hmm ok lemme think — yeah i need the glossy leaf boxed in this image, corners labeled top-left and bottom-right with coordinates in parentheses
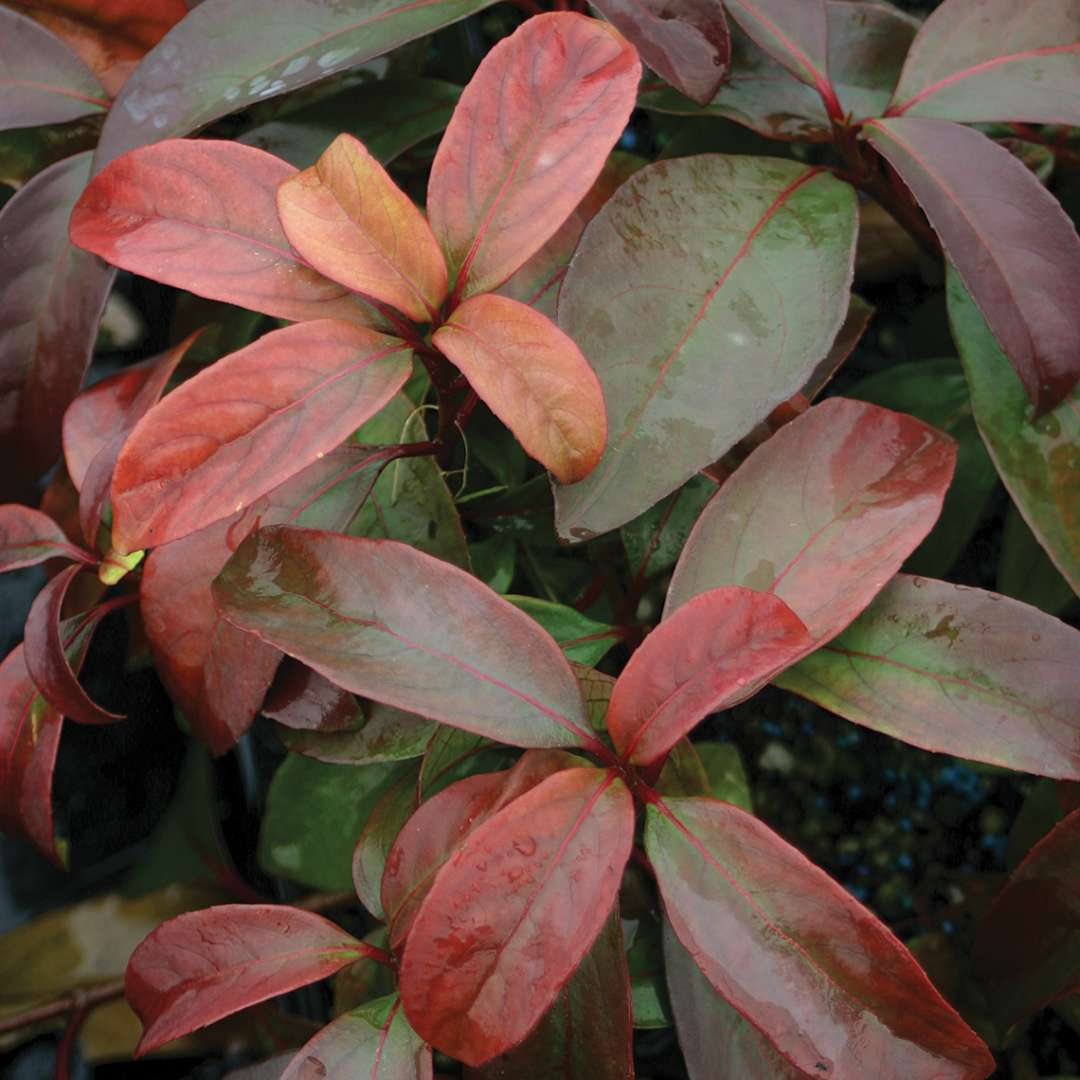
top-left (281, 703), bottom-right (436, 766)
top-left (849, 358), bottom-right (998, 578)
top-left (0, 504), bottom-right (92, 572)
top-left (975, 808), bottom-right (1080, 1028)
top-left (281, 994), bottom-right (432, 1080)
top-left (888, 0), bottom-right (1080, 125)
top-left (76, 330), bottom-right (201, 545)
top-left (11, 0), bottom-right (188, 96)
top-left (242, 78), bottom-right (461, 170)
top-left (0, 152), bottom-right (114, 503)
top-left (554, 156), bottom-right (856, 540)
top-left (948, 271), bottom-right (1080, 596)
top-left (590, 0), bottom-right (729, 105)
top-left (434, 295), bottom-right (607, 483)
top-left (0, 6), bottom-right (107, 128)
top-left (665, 398), bottom-right (956, 644)
top-left (646, 795), bottom-right (995, 1078)
top-left (505, 596), bottom-right (620, 666)
top-left (25, 565), bottom-right (123, 726)
top-left (609, 587), bottom-right (811, 765)
top-left (383, 750), bottom-right (580, 948)
top-left (776, 574), bottom-right (1080, 779)
top-left (353, 764), bottom-right (423, 919)
top-left (109, 320), bottom-right (410, 554)
top-left (70, 140), bottom-right (376, 327)
top-left (722, 0), bottom-right (831, 96)
top-left (0, 611), bottom-right (99, 863)
top-left (215, 527), bottom-right (597, 749)
top-left (663, 918), bottom-right (804, 1079)
top-left (864, 117), bottom-right (1080, 414)
top-left (399, 767), bottom-right (634, 1065)
top-left (140, 447), bottom-right (392, 754)
top-left (125, 904), bottom-right (371, 1054)
top-left (263, 663), bottom-right (360, 733)
top-left (278, 133), bottom-right (448, 323)
top-left (95, 0), bottom-right (498, 164)
top-left (427, 12), bottom-right (640, 299)
top-left (465, 910), bottom-right (633, 1079)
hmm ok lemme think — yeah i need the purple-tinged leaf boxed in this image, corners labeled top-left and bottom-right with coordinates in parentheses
top-left (0, 152), bottom-right (114, 504)
top-left (125, 904), bottom-right (374, 1055)
top-left (109, 320), bottom-right (410, 554)
top-left (0, 504), bottom-right (95, 572)
top-left (383, 750), bottom-right (581, 948)
top-left (776, 574), bottom-right (1080, 779)
top-left (666, 398), bottom-right (955, 643)
top-left (465, 910), bottom-right (633, 1080)
top-left (75, 330), bottom-right (201, 545)
top-left (0, 6), bottom-right (107, 129)
top-left (214, 528), bottom-right (598, 750)
top-left (590, 0), bottom-right (729, 105)
top-left (427, 13), bottom-right (641, 300)
top-left (263, 662), bottom-right (360, 733)
top-left (864, 116), bottom-right (1080, 414)
top-left (609, 587), bottom-right (811, 766)
top-left (70, 141), bottom-right (378, 326)
top-left (888, 0), bottom-right (1080, 125)
top-left (25, 565), bottom-right (123, 726)
top-left (975, 808), bottom-right (1080, 1029)
top-left (663, 917), bottom-right (806, 1079)
top-left (646, 795), bottom-right (995, 1078)
top-left (947, 270), bottom-right (1080, 596)
top-left (280, 994), bottom-right (432, 1080)
top-left (554, 156), bottom-right (856, 540)
top-left (95, 0), bottom-right (499, 166)
top-left (399, 768), bottom-right (634, 1065)
top-left (0, 610), bottom-right (100, 864)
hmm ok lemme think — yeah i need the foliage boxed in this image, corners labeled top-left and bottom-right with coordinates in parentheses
top-left (1, 0), bottom-right (1079, 1076)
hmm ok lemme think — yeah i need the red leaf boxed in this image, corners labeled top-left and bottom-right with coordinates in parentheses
top-left (125, 904), bottom-right (372, 1054)
top-left (0, 152), bottom-right (114, 503)
top-left (887, 0), bottom-right (1080, 126)
top-left (75, 330), bottom-right (201, 545)
top-left (11, 0), bottom-right (189, 97)
top-left (0, 610), bottom-right (100, 864)
top-left (464, 909), bottom-right (633, 1080)
top-left (433, 295), bottom-right (606, 483)
top-left (24, 564), bottom-right (123, 726)
top-left (141, 447), bottom-right (389, 754)
top-left (776, 575), bottom-right (1080, 779)
top-left (608, 587), bottom-right (811, 766)
top-left (263, 661), bottom-right (358, 733)
top-left (722, 0), bottom-right (834, 103)
top-left (646, 795), bottom-right (995, 1079)
top-left (0, 504), bottom-right (95, 572)
top-left (383, 749), bottom-right (581, 948)
top-left (399, 767), bottom-right (634, 1065)
top-left (69, 140), bottom-right (379, 326)
top-left (589, 0), bottom-right (729, 105)
top-left (109, 319), bottom-right (410, 554)
top-left (666, 398), bottom-right (956, 644)
top-left (214, 528), bottom-right (598, 750)
top-left (0, 6), bottom-right (108, 127)
top-left (279, 994), bottom-right (433, 1080)
top-left (278, 133), bottom-right (448, 323)
top-left (975, 807), bottom-right (1080, 1029)
top-left (864, 117), bottom-right (1080, 414)
top-left (427, 13), bottom-right (640, 300)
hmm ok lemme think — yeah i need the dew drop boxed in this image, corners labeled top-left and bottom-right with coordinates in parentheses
top-left (513, 836), bottom-right (538, 857)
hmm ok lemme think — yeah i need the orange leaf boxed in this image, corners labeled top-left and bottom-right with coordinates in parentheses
top-left (277, 133), bottom-right (448, 323)
top-left (433, 294), bottom-right (606, 483)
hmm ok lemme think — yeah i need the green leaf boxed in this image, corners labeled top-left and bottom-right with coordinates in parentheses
top-left (627, 915), bottom-right (673, 1029)
top-left (621, 475), bottom-right (715, 583)
top-left (554, 155), bottom-right (856, 540)
top-left (259, 754), bottom-right (410, 891)
top-left (998, 503), bottom-right (1077, 616)
top-left (241, 78), bottom-right (460, 168)
top-left (471, 534), bottom-right (516, 593)
top-left (280, 702), bottom-right (437, 765)
top-left (505, 596), bottom-right (620, 666)
top-left (948, 269), bottom-right (1080, 596)
top-left (848, 358), bottom-right (999, 577)
top-left (695, 742), bottom-right (752, 810)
